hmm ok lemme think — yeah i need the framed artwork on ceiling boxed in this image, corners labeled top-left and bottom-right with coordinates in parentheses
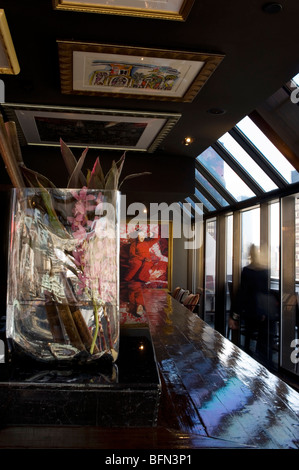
top-left (1, 103), bottom-right (181, 152)
top-left (57, 41), bottom-right (225, 103)
top-left (53, 0), bottom-right (195, 21)
top-left (119, 221), bottom-right (172, 325)
top-left (0, 10), bottom-right (20, 74)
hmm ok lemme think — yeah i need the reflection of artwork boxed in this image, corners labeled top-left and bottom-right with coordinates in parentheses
top-left (88, 61), bottom-right (180, 92)
top-left (35, 116), bottom-right (147, 146)
top-left (120, 223), bottom-right (170, 325)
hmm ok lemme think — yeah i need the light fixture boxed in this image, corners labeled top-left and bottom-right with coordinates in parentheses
top-left (262, 3), bottom-right (283, 13)
top-left (183, 136), bottom-right (194, 146)
top-left (207, 108), bottom-right (226, 115)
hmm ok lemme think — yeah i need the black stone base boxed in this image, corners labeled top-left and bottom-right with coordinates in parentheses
top-left (0, 328), bottom-right (161, 427)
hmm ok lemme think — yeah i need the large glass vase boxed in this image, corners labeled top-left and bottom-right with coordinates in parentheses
top-left (6, 188), bottom-right (120, 363)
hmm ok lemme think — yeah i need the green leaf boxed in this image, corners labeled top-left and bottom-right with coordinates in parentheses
top-left (60, 139), bottom-right (86, 187)
top-left (104, 159), bottom-right (119, 190)
top-left (61, 261), bottom-right (79, 278)
top-left (116, 152), bottom-right (126, 175)
top-left (37, 183), bottom-right (71, 239)
top-left (119, 172), bottom-right (152, 189)
top-left (20, 166), bottom-right (56, 188)
top-left (67, 146), bottom-right (88, 188)
top-left (87, 157), bottom-right (105, 189)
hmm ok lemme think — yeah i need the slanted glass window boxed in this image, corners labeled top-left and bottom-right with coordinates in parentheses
top-left (218, 133), bottom-right (278, 192)
top-left (192, 191), bottom-right (215, 212)
top-left (184, 197), bottom-right (204, 216)
top-left (236, 116), bottom-right (299, 184)
top-left (198, 147), bottom-right (255, 201)
top-left (195, 169), bottom-right (230, 207)
top-left (179, 201), bottom-right (193, 218)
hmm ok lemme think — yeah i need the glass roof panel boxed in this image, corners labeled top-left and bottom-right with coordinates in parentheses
top-left (218, 133), bottom-right (278, 192)
top-left (197, 147), bottom-right (255, 201)
top-left (291, 73), bottom-right (299, 86)
top-left (180, 201), bottom-right (193, 218)
top-left (190, 191), bottom-right (215, 212)
top-left (182, 199), bottom-right (204, 217)
top-left (195, 169), bottom-right (230, 206)
top-left (236, 116), bottom-right (299, 184)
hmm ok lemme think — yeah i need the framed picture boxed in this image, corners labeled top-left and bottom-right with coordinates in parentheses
top-left (53, 0), bottom-right (194, 21)
top-left (1, 103), bottom-right (181, 152)
top-left (119, 221), bottom-right (172, 325)
top-left (57, 41), bottom-right (225, 103)
top-left (0, 10), bottom-right (20, 74)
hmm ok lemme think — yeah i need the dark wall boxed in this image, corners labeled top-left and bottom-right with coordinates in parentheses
top-left (5, 145), bottom-right (195, 204)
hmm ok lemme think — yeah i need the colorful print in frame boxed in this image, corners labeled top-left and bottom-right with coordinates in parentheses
top-left (57, 41), bottom-right (225, 103)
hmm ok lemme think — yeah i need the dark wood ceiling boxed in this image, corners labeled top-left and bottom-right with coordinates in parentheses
top-left (0, 0), bottom-right (299, 203)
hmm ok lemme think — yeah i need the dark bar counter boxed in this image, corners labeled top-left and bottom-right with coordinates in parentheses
top-left (0, 288), bottom-right (299, 450)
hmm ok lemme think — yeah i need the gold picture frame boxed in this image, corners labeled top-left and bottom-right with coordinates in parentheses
top-left (53, 0), bottom-right (194, 21)
top-left (2, 103), bottom-right (181, 153)
top-left (57, 40), bottom-right (224, 103)
top-left (0, 10), bottom-right (20, 75)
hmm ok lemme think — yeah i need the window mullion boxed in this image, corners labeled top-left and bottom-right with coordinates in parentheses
top-left (229, 127), bottom-right (288, 189)
top-left (213, 142), bottom-right (265, 197)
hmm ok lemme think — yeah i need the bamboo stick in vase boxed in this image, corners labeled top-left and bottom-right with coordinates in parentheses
top-left (55, 302), bottom-right (86, 352)
top-left (5, 120), bottom-right (24, 166)
top-left (44, 291), bottom-right (65, 344)
top-left (60, 272), bottom-right (100, 354)
top-left (0, 115), bottom-right (25, 188)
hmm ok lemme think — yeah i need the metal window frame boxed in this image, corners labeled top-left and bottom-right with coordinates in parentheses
top-left (229, 127), bottom-right (289, 189)
top-left (213, 141), bottom-right (265, 197)
top-left (195, 179), bottom-right (222, 211)
top-left (195, 159), bottom-right (237, 206)
top-left (195, 169), bottom-right (231, 209)
top-left (188, 194), bottom-right (209, 215)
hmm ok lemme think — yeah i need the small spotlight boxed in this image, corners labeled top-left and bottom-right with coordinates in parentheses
top-left (139, 342), bottom-right (145, 351)
top-left (183, 136), bottom-right (194, 146)
top-left (262, 2), bottom-right (283, 13)
top-left (207, 108), bottom-right (226, 115)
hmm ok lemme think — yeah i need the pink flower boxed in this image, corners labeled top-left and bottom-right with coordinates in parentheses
top-left (73, 224), bottom-right (87, 240)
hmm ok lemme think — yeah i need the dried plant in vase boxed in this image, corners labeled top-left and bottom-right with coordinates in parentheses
top-left (0, 118), bottom-right (150, 363)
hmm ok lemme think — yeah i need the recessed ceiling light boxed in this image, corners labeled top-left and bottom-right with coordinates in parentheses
top-left (262, 2), bottom-right (283, 13)
top-left (207, 108), bottom-right (226, 115)
top-left (183, 136), bottom-right (194, 146)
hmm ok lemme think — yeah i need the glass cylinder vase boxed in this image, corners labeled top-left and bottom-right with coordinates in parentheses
top-left (6, 187), bottom-right (120, 363)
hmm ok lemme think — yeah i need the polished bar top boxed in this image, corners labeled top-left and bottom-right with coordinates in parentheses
top-left (0, 288), bottom-right (298, 450)
top-left (144, 289), bottom-right (299, 449)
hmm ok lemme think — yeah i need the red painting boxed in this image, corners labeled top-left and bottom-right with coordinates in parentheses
top-left (119, 223), bottom-right (170, 325)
